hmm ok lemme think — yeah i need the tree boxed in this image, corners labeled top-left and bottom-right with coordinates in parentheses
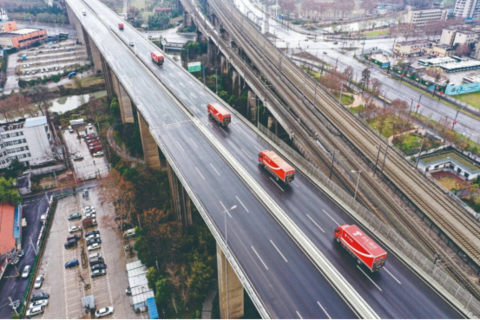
top-left (26, 85), bottom-right (51, 116)
top-left (455, 43), bottom-right (471, 56)
top-left (370, 78), bottom-right (383, 97)
top-left (155, 276), bottom-right (171, 307)
top-left (74, 77), bottom-right (83, 94)
top-left (361, 0), bottom-right (376, 14)
top-left (98, 170), bottom-right (136, 224)
top-left (343, 66), bottom-right (354, 89)
top-left (147, 266), bottom-right (159, 290)
top-left (279, 0), bottom-right (296, 15)
top-left (361, 68), bottom-right (371, 93)
top-left (110, 98), bottom-right (120, 116)
top-left (0, 176), bottom-right (22, 205)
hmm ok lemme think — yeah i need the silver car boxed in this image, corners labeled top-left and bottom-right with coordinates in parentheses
top-left (34, 274), bottom-right (44, 289)
top-left (22, 265), bottom-right (31, 279)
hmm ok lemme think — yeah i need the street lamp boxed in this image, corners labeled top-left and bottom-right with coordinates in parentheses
top-left (351, 170), bottom-right (362, 200)
top-left (222, 204), bottom-right (237, 319)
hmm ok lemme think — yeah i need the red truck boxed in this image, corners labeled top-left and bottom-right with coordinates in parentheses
top-left (208, 103), bottom-right (231, 127)
top-left (334, 224), bottom-right (387, 272)
top-left (151, 51), bottom-right (164, 66)
top-left (82, 218), bottom-right (98, 229)
top-left (258, 150), bottom-right (295, 184)
top-left (118, 23), bottom-right (124, 30)
top-left (87, 139), bottom-right (100, 146)
top-left (89, 145), bottom-right (103, 153)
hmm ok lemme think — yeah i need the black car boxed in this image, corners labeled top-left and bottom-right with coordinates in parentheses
top-left (91, 268), bottom-right (106, 278)
top-left (64, 240), bottom-right (77, 249)
top-left (68, 213), bottom-right (81, 220)
top-left (118, 222), bottom-right (133, 232)
top-left (31, 292), bottom-right (50, 302)
top-left (85, 230), bottom-right (100, 237)
top-left (91, 263), bottom-right (107, 271)
top-left (89, 257), bottom-right (105, 266)
top-left (86, 238), bottom-right (102, 246)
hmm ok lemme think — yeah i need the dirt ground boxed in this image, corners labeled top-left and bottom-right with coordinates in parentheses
top-left (431, 171), bottom-right (469, 190)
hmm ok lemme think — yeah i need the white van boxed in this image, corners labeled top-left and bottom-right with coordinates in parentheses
top-left (123, 228), bottom-right (136, 239)
top-left (68, 126), bottom-right (73, 133)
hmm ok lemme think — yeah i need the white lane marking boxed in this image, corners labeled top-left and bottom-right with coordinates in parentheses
top-left (210, 163), bottom-right (220, 176)
top-left (195, 167), bottom-right (205, 180)
top-left (251, 246), bottom-right (269, 270)
top-left (241, 148), bottom-right (253, 160)
top-left (179, 82), bottom-right (185, 87)
top-left (322, 209), bottom-right (340, 225)
top-left (306, 214), bottom-right (325, 233)
top-left (175, 141), bottom-right (185, 151)
top-left (357, 265), bottom-right (382, 291)
top-left (219, 201), bottom-right (232, 218)
top-left (384, 267), bottom-right (402, 284)
top-left (293, 181), bottom-right (299, 187)
top-left (296, 311), bottom-right (303, 319)
top-left (190, 138), bottom-right (198, 148)
top-left (270, 240), bottom-right (288, 263)
top-left (269, 177), bottom-right (284, 192)
top-left (317, 301), bottom-right (332, 319)
top-left (235, 196), bottom-right (249, 212)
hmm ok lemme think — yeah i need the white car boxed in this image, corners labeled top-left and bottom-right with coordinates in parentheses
top-left (129, 41), bottom-right (134, 46)
top-left (95, 307), bottom-right (114, 318)
top-left (26, 306), bottom-right (44, 318)
top-left (34, 274), bottom-right (44, 289)
top-left (83, 206), bottom-right (95, 213)
top-left (29, 299), bottom-right (49, 309)
top-left (86, 234), bottom-right (100, 241)
top-left (88, 243), bottom-right (101, 251)
top-left (89, 252), bottom-right (101, 259)
top-left (69, 225), bottom-right (81, 233)
top-left (84, 212), bottom-right (96, 219)
top-left (93, 151), bottom-right (104, 157)
top-left (22, 265), bottom-right (31, 279)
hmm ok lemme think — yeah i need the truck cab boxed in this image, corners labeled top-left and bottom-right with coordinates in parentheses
top-left (151, 51), bottom-right (164, 66)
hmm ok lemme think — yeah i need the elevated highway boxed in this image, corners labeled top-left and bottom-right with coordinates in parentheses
top-left (68, 0), bottom-right (469, 318)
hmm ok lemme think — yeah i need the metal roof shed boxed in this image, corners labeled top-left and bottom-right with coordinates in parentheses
top-left (146, 297), bottom-right (159, 319)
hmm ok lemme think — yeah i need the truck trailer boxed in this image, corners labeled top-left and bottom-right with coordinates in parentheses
top-left (258, 150), bottom-right (295, 184)
top-left (82, 218), bottom-right (98, 229)
top-left (207, 102), bottom-right (231, 127)
top-left (151, 51), bottom-right (164, 66)
top-left (334, 224), bottom-right (387, 272)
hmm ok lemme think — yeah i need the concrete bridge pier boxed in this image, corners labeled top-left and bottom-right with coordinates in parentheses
top-left (89, 39), bottom-right (103, 74)
top-left (217, 243), bottom-right (244, 319)
top-left (247, 91), bottom-right (257, 123)
top-left (65, 3), bottom-right (86, 44)
top-left (138, 111), bottom-right (161, 170)
top-left (183, 11), bottom-right (193, 27)
top-left (111, 72), bottom-right (134, 123)
top-left (167, 162), bottom-right (192, 227)
top-left (220, 56), bottom-right (229, 77)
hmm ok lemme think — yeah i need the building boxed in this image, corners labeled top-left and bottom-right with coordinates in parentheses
top-left (418, 150), bottom-right (480, 181)
top-left (0, 116), bottom-right (53, 169)
top-left (393, 39), bottom-right (433, 56)
top-left (432, 44), bottom-right (455, 56)
top-left (453, 29), bottom-right (479, 45)
top-left (453, 0), bottom-right (480, 19)
top-left (0, 21), bottom-right (47, 49)
top-left (405, 8), bottom-right (448, 26)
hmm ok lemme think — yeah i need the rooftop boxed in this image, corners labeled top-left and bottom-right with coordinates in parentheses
top-left (25, 116), bottom-right (47, 128)
top-left (421, 151), bottom-right (480, 171)
top-left (0, 204), bottom-right (16, 255)
top-left (397, 39), bottom-right (432, 46)
top-left (10, 28), bottom-right (41, 35)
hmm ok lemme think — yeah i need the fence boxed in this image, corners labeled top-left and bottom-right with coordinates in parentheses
top-left (258, 124), bottom-right (480, 316)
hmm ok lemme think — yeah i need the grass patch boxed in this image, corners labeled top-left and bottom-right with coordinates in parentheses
top-left (349, 104), bottom-right (364, 114)
top-left (333, 92), bottom-right (354, 105)
top-left (64, 76), bottom-right (105, 90)
top-left (437, 176), bottom-right (469, 190)
top-left (421, 151), bottom-right (480, 171)
top-left (363, 30), bottom-right (388, 37)
top-left (130, 0), bottom-right (145, 10)
top-left (454, 91), bottom-right (480, 110)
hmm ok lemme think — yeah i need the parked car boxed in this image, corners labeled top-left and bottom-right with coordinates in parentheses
top-left (17, 250), bottom-right (24, 258)
top-left (129, 41), bottom-right (134, 46)
top-left (95, 307), bottom-right (114, 318)
top-left (86, 230), bottom-right (100, 238)
top-left (68, 212), bottom-right (82, 220)
top-left (89, 257), bottom-right (105, 266)
top-left (86, 234), bottom-right (100, 241)
top-left (31, 293), bottom-right (50, 301)
top-left (83, 206), bottom-right (96, 214)
top-left (65, 259), bottom-right (79, 269)
top-left (67, 234), bottom-right (80, 242)
top-left (118, 222), bottom-right (133, 232)
top-left (29, 299), bottom-right (49, 309)
top-left (89, 252), bottom-right (102, 259)
top-left (64, 240), bottom-right (77, 249)
top-left (93, 151), bottom-right (104, 157)
top-left (91, 263), bottom-right (107, 271)
top-left (88, 243), bottom-right (101, 251)
top-left (72, 154), bottom-right (84, 161)
top-left (9, 257), bottom-right (19, 265)
top-left (26, 306), bottom-right (44, 318)
top-left (34, 275), bottom-right (44, 289)
top-left (87, 238), bottom-right (102, 246)
top-left (91, 268), bottom-right (106, 278)
top-left (22, 265), bottom-right (31, 279)
top-left (84, 212), bottom-right (96, 219)
top-left (69, 225), bottom-right (81, 233)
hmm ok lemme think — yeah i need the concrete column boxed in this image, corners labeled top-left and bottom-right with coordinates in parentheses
top-left (66, 3), bottom-right (86, 45)
top-left (220, 56), bottom-right (229, 76)
top-left (111, 71), bottom-right (134, 123)
top-left (268, 116), bottom-right (275, 131)
top-left (217, 243), bottom-right (244, 319)
top-left (101, 57), bottom-right (114, 99)
top-left (89, 39), bottom-right (103, 74)
top-left (231, 70), bottom-right (239, 97)
top-left (247, 91), bottom-right (257, 123)
top-left (167, 162), bottom-right (192, 227)
top-left (138, 111), bottom-right (161, 170)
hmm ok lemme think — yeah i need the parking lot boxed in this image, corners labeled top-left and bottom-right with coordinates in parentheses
top-left (63, 124), bottom-right (109, 180)
top-left (35, 189), bottom-right (141, 319)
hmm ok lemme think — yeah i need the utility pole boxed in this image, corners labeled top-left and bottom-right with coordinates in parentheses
top-left (373, 145), bottom-right (381, 176)
top-left (8, 297), bottom-right (18, 316)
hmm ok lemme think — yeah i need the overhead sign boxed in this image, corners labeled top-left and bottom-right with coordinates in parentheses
top-left (445, 82), bottom-right (480, 96)
top-left (188, 62), bottom-right (202, 73)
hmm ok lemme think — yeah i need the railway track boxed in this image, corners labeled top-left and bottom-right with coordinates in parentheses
top-left (205, 0), bottom-right (480, 296)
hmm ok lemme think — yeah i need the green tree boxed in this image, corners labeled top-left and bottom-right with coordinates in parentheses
top-left (189, 254), bottom-right (214, 299)
top-left (110, 98), bottom-right (120, 116)
top-left (0, 176), bottom-right (22, 205)
top-left (155, 276), bottom-right (171, 306)
top-left (147, 266), bottom-right (159, 290)
top-left (219, 91), bottom-right (229, 101)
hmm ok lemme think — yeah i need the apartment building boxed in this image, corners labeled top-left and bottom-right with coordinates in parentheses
top-left (0, 116), bottom-right (53, 169)
top-left (394, 39), bottom-right (433, 55)
top-left (405, 8), bottom-right (448, 26)
top-left (453, 0), bottom-right (480, 19)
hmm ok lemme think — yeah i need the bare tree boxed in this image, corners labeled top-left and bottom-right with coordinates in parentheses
top-left (455, 43), bottom-right (471, 57)
top-left (370, 78), bottom-right (383, 97)
top-left (343, 66), bottom-right (355, 89)
top-left (361, 0), bottom-right (377, 14)
top-left (26, 85), bottom-right (51, 116)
